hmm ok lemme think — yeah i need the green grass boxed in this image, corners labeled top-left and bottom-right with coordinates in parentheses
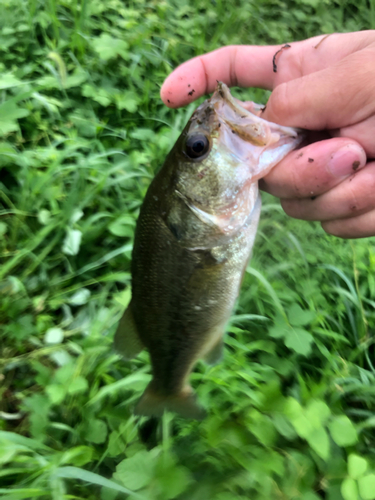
top-left (1, 0), bottom-right (375, 499)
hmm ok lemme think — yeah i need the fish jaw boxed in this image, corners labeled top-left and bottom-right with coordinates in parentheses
top-left (211, 81), bottom-right (301, 147)
top-left (211, 81), bottom-right (304, 182)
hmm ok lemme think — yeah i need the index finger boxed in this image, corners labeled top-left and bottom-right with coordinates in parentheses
top-left (160, 32), bottom-right (375, 108)
top-left (160, 45), bottom-right (278, 108)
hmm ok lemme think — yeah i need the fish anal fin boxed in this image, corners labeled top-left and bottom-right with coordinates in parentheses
top-left (204, 338), bottom-right (224, 365)
top-left (135, 382), bottom-right (206, 420)
top-left (114, 305), bottom-right (144, 360)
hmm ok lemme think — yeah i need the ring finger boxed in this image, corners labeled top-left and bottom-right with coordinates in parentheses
top-left (322, 209), bottom-right (375, 238)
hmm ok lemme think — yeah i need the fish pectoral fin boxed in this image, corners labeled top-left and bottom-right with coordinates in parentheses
top-left (114, 305), bottom-right (144, 360)
top-left (135, 382), bottom-right (206, 420)
top-left (204, 338), bottom-right (224, 365)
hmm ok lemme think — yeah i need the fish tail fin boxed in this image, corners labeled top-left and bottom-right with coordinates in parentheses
top-left (114, 304), bottom-right (144, 360)
top-left (135, 382), bottom-right (206, 420)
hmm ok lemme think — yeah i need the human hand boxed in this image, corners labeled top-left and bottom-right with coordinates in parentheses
top-left (160, 32), bottom-right (375, 238)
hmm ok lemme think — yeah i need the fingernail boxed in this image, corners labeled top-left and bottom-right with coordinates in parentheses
top-left (328, 144), bottom-right (366, 178)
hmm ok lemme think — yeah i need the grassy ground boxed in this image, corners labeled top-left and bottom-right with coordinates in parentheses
top-left (1, 0), bottom-right (375, 499)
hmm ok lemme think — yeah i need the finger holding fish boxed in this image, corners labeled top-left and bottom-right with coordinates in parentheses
top-left (161, 45), bottom-right (278, 108)
top-left (161, 33), bottom-right (375, 240)
top-left (281, 161), bottom-right (375, 222)
top-left (259, 139), bottom-right (366, 199)
top-left (161, 32), bottom-right (375, 109)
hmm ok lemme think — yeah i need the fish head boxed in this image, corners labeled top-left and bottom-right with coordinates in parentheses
top-left (167, 82), bottom-right (304, 234)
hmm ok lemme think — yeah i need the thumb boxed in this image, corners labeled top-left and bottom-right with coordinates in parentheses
top-left (262, 47), bottom-right (375, 131)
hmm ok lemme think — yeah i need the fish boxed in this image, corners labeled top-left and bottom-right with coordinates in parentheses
top-left (115, 82), bottom-right (303, 419)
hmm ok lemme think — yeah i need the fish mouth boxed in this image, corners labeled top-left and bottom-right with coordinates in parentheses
top-left (211, 81), bottom-right (302, 146)
top-left (210, 82), bottom-right (304, 180)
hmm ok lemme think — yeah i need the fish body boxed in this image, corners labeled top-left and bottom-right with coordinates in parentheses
top-left (115, 83), bottom-right (302, 419)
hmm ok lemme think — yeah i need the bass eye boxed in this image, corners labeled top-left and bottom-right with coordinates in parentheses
top-left (185, 134), bottom-right (210, 159)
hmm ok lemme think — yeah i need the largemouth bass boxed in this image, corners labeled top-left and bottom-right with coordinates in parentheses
top-left (115, 82), bottom-right (302, 419)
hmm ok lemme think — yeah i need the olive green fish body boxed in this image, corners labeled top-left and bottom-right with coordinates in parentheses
top-left (131, 179), bottom-right (261, 393)
top-left (115, 83), bottom-right (303, 418)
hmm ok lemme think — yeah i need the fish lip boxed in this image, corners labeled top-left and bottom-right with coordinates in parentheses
top-left (208, 81), bottom-right (304, 180)
top-left (212, 81), bottom-right (303, 140)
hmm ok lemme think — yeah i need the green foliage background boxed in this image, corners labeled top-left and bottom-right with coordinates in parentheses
top-left (1, 0), bottom-right (375, 499)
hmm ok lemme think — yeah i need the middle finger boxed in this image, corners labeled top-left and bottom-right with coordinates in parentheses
top-left (281, 161), bottom-right (375, 221)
